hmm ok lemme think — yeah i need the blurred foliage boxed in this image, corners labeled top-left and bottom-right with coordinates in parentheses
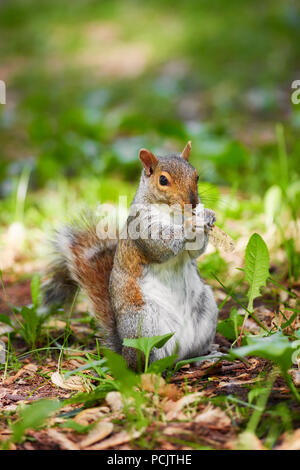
top-left (0, 0), bottom-right (300, 202)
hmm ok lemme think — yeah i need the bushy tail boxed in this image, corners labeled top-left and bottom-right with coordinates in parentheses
top-left (43, 216), bottom-right (119, 350)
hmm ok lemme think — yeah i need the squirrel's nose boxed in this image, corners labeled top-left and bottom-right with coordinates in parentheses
top-left (189, 191), bottom-right (198, 209)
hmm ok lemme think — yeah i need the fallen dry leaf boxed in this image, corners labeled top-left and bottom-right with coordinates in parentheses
top-left (0, 325), bottom-right (13, 336)
top-left (141, 373), bottom-right (165, 393)
top-left (171, 362), bottom-right (221, 382)
top-left (243, 318), bottom-right (261, 333)
top-left (68, 358), bottom-right (86, 368)
top-left (141, 373), bottom-right (180, 400)
top-left (0, 388), bottom-right (8, 399)
top-left (165, 392), bottom-right (202, 421)
top-left (218, 377), bottom-right (260, 387)
top-left (74, 406), bottom-right (110, 426)
top-left (195, 405), bottom-right (231, 428)
top-left (80, 421), bottom-right (113, 448)
top-left (162, 383), bottom-right (181, 401)
top-left (46, 319), bottom-right (67, 330)
top-left (2, 363), bottom-right (38, 385)
top-left (51, 371), bottom-right (88, 392)
top-left (105, 391), bottom-right (123, 412)
top-left (275, 429), bottom-right (300, 450)
top-left (163, 426), bottom-right (194, 437)
top-left (6, 441), bottom-right (16, 450)
top-left (86, 429), bottom-right (142, 450)
top-left (48, 429), bottom-right (79, 450)
top-left (290, 369), bottom-right (300, 387)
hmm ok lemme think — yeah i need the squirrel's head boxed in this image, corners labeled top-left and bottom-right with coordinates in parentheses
top-left (139, 141), bottom-right (199, 210)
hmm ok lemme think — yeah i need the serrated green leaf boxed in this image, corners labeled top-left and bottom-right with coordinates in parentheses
top-left (245, 233), bottom-right (270, 311)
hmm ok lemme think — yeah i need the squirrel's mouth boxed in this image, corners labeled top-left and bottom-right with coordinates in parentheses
top-left (179, 196), bottom-right (199, 211)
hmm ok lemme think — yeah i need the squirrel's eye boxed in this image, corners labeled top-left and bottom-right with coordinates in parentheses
top-left (159, 175), bottom-right (169, 186)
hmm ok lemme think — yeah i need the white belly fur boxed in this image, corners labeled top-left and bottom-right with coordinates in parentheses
top-left (141, 251), bottom-right (213, 360)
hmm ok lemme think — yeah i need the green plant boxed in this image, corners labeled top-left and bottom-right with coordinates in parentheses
top-left (11, 399), bottom-right (62, 444)
top-left (238, 233), bottom-right (270, 345)
top-left (0, 272), bottom-right (53, 350)
top-left (230, 330), bottom-right (300, 403)
top-left (103, 348), bottom-right (149, 429)
top-left (244, 233), bottom-right (270, 313)
top-left (14, 276), bottom-right (51, 349)
top-left (123, 333), bottom-right (175, 373)
top-left (198, 250), bottom-right (228, 279)
top-left (217, 307), bottom-right (244, 343)
top-left (283, 238), bottom-right (300, 283)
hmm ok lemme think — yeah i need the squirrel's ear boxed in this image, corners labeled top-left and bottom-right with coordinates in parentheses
top-left (139, 149), bottom-right (158, 176)
top-left (181, 141), bottom-right (191, 161)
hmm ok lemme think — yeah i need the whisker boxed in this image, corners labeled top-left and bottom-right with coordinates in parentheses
top-left (199, 195), bottom-right (237, 210)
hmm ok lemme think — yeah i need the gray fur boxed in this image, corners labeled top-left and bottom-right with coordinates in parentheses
top-left (42, 226), bottom-right (78, 307)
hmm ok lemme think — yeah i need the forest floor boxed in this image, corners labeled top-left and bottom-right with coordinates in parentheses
top-left (0, 259), bottom-right (299, 451)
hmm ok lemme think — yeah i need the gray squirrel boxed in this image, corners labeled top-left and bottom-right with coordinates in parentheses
top-left (43, 142), bottom-right (218, 369)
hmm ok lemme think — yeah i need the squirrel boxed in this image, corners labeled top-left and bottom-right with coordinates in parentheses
top-left (43, 142), bottom-right (218, 370)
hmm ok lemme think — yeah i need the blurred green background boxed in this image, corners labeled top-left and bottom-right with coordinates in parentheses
top-left (0, 0), bottom-right (299, 277)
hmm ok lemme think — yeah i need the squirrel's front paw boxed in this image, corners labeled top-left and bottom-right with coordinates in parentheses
top-left (203, 209), bottom-right (216, 231)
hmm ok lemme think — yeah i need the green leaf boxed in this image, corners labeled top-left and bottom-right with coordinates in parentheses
top-left (19, 305), bottom-right (40, 347)
top-left (31, 275), bottom-right (41, 308)
top-left (0, 314), bottom-right (12, 327)
top-left (64, 359), bottom-right (107, 378)
top-left (248, 387), bottom-right (268, 405)
top-left (123, 333), bottom-right (174, 372)
top-left (101, 349), bottom-right (149, 429)
top-left (147, 354), bottom-right (177, 374)
top-left (229, 331), bottom-right (297, 373)
top-left (12, 399), bottom-right (62, 443)
top-left (217, 308), bottom-right (243, 341)
top-left (103, 348), bottom-right (140, 394)
top-left (245, 233), bottom-right (270, 311)
top-left (65, 382), bottom-right (116, 407)
top-left (58, 420), bottom-right (92, 433)
top-left (123, 333), bottom-right (174, 354)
